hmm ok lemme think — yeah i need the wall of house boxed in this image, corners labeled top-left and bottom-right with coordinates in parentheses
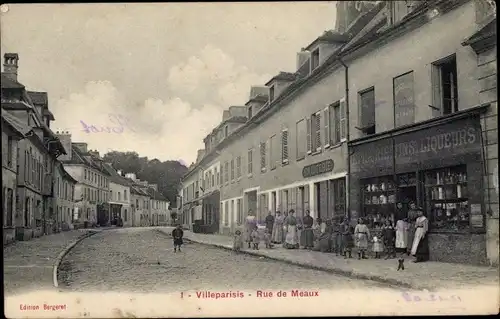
top-left (109, 181), bottom-right (131, 226)
top-left (348, 1), bottom-right (480, 139)
top-left (477, 45), bottom-right (498, 266)
top-left (53, 166), bottom-right (76, 227)
top-left (2, 126), bottom-right (19, 243)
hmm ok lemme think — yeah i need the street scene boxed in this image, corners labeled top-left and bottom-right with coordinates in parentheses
top-left (2, 1), bottom-right (499, 318)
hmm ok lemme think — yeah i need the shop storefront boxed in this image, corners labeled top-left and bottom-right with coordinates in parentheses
top-left (201, 190), bottom-right (220, 234)
top-left (348, 112), bottom-right (487, 265)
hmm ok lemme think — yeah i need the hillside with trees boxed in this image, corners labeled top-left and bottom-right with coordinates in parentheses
top-left (102, 151), bottom-right (188, 207)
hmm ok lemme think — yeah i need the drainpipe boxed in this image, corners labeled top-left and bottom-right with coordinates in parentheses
top-left (338, 57), bottom-right (351, 221)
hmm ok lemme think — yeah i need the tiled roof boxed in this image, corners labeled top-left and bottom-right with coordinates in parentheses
top-left (130, 185), bottom-right (150, 196)
top-left (462, 15), bottom-right (496, 46)
top-left (265, 72), bottom-right (296, 86)
top-left (27, 91), bottom-right (48, 105)
top-left (1, 109), bottom-right (32, 136)
top-left (57, 162), bottom-right (78, 184)
top-left (64, 146), bottom-right (110, 175)
top-left (103, 163), bottom-right (133, 186)
top-left (304, 30), bottom-right (349, 50)
top-left (1, 73), bottom-right (25, 89)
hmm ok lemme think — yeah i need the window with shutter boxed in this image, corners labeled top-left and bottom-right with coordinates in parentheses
top-left (260, 142), bottom-right (266, 172)
top-left (311, 112), bottom-right (321, 151)
top-left (224, 162), bottom-right (229, 184)
top-left (281, 129), bottom-right (289, 164)
top-left (296, 119), bottom-right (306, 160)
top-left (270, 135), bottom-right (276, 170)
top-left (236, 156), bottom-right (241, 178)
top-left (339, 98), bottom-right (347, 141)
top-left (306, 117), bottom-right (312, 154)
top-left (231, 159), bottom-right (235, 181)
top-left (247, 149), bottom-right (253, 175)
top-left (323, 108), bottom-right (330, 148)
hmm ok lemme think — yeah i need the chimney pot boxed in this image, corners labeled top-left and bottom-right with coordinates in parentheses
top-left (3, 53), bottom-right (19, 82)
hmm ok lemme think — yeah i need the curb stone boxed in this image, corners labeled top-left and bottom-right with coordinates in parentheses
top-left (53, 230), bottom-right (102, 288)
top-left (155, 228), bottom-right (425, 291)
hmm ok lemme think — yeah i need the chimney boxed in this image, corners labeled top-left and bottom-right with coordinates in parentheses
top-left (117, 169), bottom-right (123, 176)
top-left (125, 173), bottom-right (137, 181)
top-left (196, 149), bottom-right (206, 163)
top-left (296, 50), bottom-right (311, 71)
top-left (222, 110), bottom-right (231, 121)
top-left (3, 53), bottom-right (19, 82)
top-left (56, 131), bottom-right (72, 161)
top-left (73, 142), bottom-right (88, 153)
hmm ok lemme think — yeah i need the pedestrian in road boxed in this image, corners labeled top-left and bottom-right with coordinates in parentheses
top-left (302, 210), bottom-right (314, 249)
top-left (265, 211), bottom-right (274, 236)
top-left (410, 208), bottom-right (429, 263)
top-left (172, 224), bottom-right (184, 253)
top-left (354, 218), bottom-right (370, 259)
top-left (233, 230), bottom-right (243, 252)
top-left (271, 211), bottom-right (284, 244)
top-left (284, 209), bottom-right (299, 249)
top-left (244, 210), bottom-right (257, 249)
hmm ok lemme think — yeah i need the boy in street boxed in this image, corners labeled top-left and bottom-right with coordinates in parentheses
top-left (172, 224), bottom-right (184, 252)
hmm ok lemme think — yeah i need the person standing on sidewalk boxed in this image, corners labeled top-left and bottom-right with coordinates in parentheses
top-left (271, 211), bottom-right (284, 244)
top-left (406, 202), bottom-right (419, 256)
top-left (354, 218), bottom-right (370, 259)
top-left (172, 224), bottom-right (184, 253)
top-left (302, 210), bottom-right (314, 249)
top-left (265, 211), bottom-right (274, 236)
top-left (284, 209), bottom-right (299, 249)
top-left (410, 209), bottom-right (429, 263)
top-left (244, 210), bottom-right (257, 249)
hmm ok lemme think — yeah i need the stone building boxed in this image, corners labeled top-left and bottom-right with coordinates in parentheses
top-left (56, 133), bottom-right (111, 226)
top-left (1, 110), bottom-right (30, 244)
top-left (1, 53), bottom-right (66, 241)
top-left (129, 177), bottom-right (151, 227)
top-left (103, 164), bottom-right (132, 226)
top-left (53, 161), bottom-right (77, 230)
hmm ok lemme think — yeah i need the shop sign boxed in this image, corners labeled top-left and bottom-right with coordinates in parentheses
top-left (302, 159), bottom-right (334, 178)
top-left (351, 117), bottom-right (482, 172)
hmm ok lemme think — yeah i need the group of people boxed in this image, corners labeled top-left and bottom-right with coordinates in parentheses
top-left (233, 203), bottom-right (430, 264)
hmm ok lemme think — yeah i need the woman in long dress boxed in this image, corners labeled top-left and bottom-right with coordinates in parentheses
top-left (395, 217), bottom-right (409, 254)
top-left (244, 210), bottom-right (257, 249)
top-left (284, 209), bottom-right (299, 249)
top-left (271, 211), bottom-right (284, 244)
top-left (410, 208), bottom-right (429, 263)
top-left (302, 210), bottom-right (315, 249)
top-left (406, 202), bottom-right (419, 256)
top-left (354, 218), bottom-right (370, 259)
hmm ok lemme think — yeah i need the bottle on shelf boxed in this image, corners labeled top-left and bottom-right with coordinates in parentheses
top-left (438, 187), bottom-right (444, 200)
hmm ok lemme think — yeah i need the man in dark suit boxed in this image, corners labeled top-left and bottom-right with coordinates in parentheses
top-left (172, 224), bottom-right (184, 253)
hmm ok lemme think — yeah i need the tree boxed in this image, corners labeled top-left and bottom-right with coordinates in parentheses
top-left (102, 151), bottom-right (188, 206)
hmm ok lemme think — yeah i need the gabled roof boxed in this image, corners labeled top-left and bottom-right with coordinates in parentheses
top-left (103, 163), bottom-right (133, 186)
top-left (1, 109), bottom-right (32, 136)
top-left (56, 162), bottom-right (78, 184)
top-left (63, 145), bottom-right (110, 175)
top-left (1, 73), bottom-right (24, 89)
top-left (304, 30), bottom-right (349, 51)
top-left (130, 184), bottom-right (150, 196)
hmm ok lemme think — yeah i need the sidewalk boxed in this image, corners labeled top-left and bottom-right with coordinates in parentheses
top-left (3, 228), bottom-right (104, 296)
top-left (157, 227), bottom-right (499, 291)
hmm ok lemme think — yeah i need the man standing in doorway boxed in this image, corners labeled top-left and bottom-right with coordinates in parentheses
top-left (172, 224), bottom-right (184, 253)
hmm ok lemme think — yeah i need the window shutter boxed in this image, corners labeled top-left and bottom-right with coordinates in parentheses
top-left (315, 112), bottom-right (321, 151)
top-left (431, 65), bottom-right (443, 118)
top-left (306, 117), bottom-right (312, 154)
top-left (339, 98), bottom-right (347, 141)
top-left (281, 129), bottom-right (289, 164)
top-left (260, 142), bottom-right (266, 172)
top-left (323, 107), bottom-right (330, 148)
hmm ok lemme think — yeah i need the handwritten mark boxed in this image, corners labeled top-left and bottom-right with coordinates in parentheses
top-left (401, 291), bottom-right (462, 302)
top-left (80, 113), bottom-right (137, 134)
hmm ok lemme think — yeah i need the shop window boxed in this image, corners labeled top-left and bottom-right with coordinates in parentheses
top-left (431, 55), bottom-right (458, 116)
top-left (358, 88), bottom-right (376, 136)
top-left (333, 178), bottom-right (346, 218)
top-left (393, 71), bottom-right (415, 127)
top-left (423, 165), bottom-right (470, 231)
top-left (361, 176), bottom-right (398, 228)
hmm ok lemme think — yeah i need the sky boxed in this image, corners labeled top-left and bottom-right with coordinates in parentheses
top-left (1, 2), bottom-right (337, 165)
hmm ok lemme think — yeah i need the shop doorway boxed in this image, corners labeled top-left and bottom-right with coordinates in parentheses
top-left (245, 190), bottom-right (257, 216)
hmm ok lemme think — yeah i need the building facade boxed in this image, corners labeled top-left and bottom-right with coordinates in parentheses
top-left (53, 161), bottom-right (77, 230)
top-left (57, 135), bottom-right (111, 226)
top-left (104, 165), bottom-right (132, 227)
top-left (340, 0), bottom-right (497, 265)
top-left (1, 110), bottom-right (29, 244)
top-left (130, 184), bottom-right (151, 227)
top-left (2, 53), bottom-right (67, 241)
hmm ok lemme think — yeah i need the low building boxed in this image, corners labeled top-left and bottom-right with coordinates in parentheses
top-left (103, 164), bottom-right (132, 226)
top-left (1, 110), bottom-right (30, 244)
top-left (53, 161), bottom-right (77, 230)
top-left (130, 183), bottom-right (151, 227)
top-left (145, 185), bottom-right (170, 226)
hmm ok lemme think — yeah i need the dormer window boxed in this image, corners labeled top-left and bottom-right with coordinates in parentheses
top-left (311, 49), bottom-right (320, 70)
top-left (269, 86), bottom-right (275, 102)
top-left (224, 126), bottom-right (229, 137)
top-left (248, 106), bottom-right (253, 120)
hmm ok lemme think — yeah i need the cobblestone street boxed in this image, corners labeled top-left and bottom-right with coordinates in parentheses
top-left (58, 228), bottom-right (398, 293)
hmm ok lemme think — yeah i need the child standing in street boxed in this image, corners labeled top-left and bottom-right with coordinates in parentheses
top-left (233, 230), bottom-right (243, 252)
top-left (372, 236), bottom-right (384, 259)
top-left (251, 226), bottom-right (260, 250)
top-left (342, 225), bottom-right (354, 258)
top-left (172, 224), bottom-right (184, 253)
top-left (263, 229), bottom-right (273, 249)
